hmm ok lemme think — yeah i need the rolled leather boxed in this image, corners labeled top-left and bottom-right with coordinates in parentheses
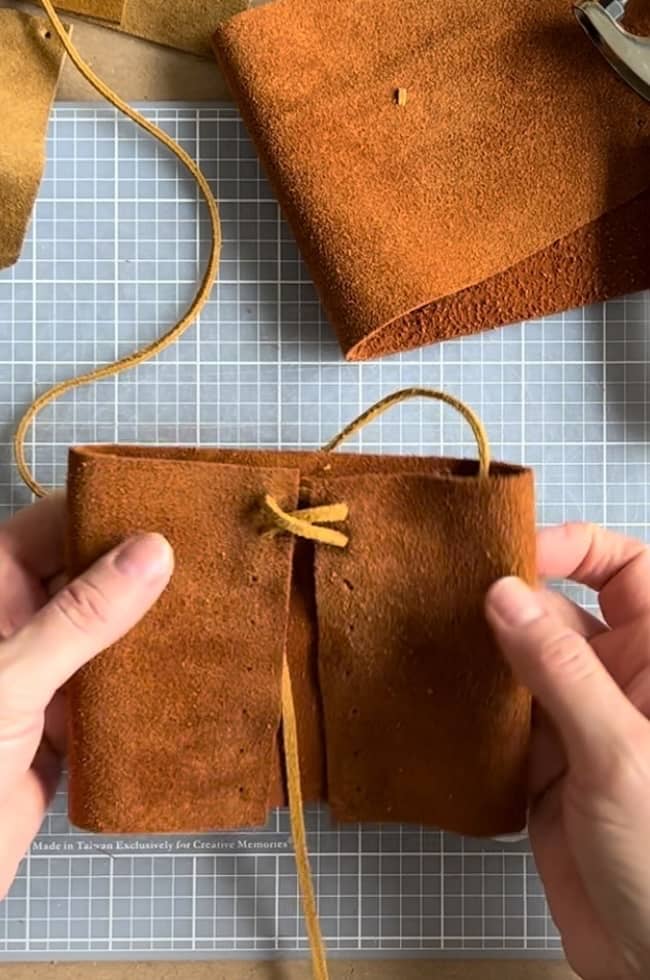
top-left (213, 0), bottom-right (650, 359)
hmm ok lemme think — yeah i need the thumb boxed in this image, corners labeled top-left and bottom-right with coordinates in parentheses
top-left (485, 576), bottom-right (639, 770)
top-left (0, 532), bottom-right (173, 713)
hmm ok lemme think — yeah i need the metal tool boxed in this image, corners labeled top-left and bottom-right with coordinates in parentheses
top-left (574, 0), bottom-right (650, 101)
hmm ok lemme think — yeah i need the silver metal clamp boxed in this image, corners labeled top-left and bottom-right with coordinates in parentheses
top-left (575, 0), bottom-right (650, 101)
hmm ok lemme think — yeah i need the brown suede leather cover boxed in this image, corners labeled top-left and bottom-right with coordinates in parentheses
top-left (66, 445), bottom-right (536, 838)
top-left (212, 0), bottom-right (650, 360)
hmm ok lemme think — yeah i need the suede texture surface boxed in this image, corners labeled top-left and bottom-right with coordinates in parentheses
top-left (120, 0), bottom-right (246, 58)
top-left (55, 0), bottom-right (246, 57)
top-left (54, 0), bottom-right (123, 24)
top-left (626, 0), bottom-right (650, 35)
top-left (66, 445), bottom-right (536, 837)
top-left (0, 11), bottom-right (67, 270)
top-left (213, 0), bottom-right (650, 360)
top-left (66, 448), bottom-right (299, 833)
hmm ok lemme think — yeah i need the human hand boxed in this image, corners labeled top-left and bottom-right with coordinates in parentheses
top-left (0, 494), bottom-right (173, 899)
top-left (486, 523), bottom-right (650, 980)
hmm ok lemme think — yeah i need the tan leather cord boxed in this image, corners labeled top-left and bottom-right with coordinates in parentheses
top-left (273, 386), bottom-right (491, 980)
top-left (9, 20), bottom-right (490, 969)
top-left (264, 387), bottom-right (490, 555)
top-left (323, 386), bottom-right (492, 477)
top-left (13, 0), bottom-right (222, 498)
top-left (261, 495), bottom-right (349, 547)
top-left (280, 658), bottom-right (329, 980)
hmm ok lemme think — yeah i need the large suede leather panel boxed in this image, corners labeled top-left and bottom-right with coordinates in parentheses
top-left (66, 449), bottom-right (299, 833)
top-left (66, 445), bottom-right (536, 836)
top-left (313, 472), bottom-right (536, 836)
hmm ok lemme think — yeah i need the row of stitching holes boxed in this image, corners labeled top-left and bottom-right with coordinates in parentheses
top-left (350, 697), bottom-right (362, 792)
top-left (343, 579), bottom-right (355, 634)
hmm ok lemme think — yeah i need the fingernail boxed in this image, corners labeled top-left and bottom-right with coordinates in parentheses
top-left (487, 577), bottom-right (545, 628)
top-left (113, 533), bottom-right (173, 582)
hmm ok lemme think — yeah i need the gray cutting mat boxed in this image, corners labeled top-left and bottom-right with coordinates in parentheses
top-left (0, 104), bottom-right (648, 961)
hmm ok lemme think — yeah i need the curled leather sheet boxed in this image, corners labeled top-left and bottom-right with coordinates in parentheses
top-left (66, 444), bottom-right (535, 838)
top-left (54, 0), bottom-right (247, 57)
top-left (0, 10), bottom-right (67, 270)
top-left (213, 0), bottom-right (650, 359)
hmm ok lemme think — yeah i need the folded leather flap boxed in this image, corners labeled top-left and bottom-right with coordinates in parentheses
top-left (66, 448), bottom-right (300, 833)
top-left (312, 469), bottom-right (536, 836)
top-left (71, 443), bottom-right (528, 478)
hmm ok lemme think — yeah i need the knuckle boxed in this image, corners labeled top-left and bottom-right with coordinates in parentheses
top-left (629, 546), bottom-right (650, 586)
top-left (573, 523), bottom-right (606, 581)
top-left (0, 556), bottom-right (30, 639)
top-left (536, 630), bottom-right (596, 683)
top-left (627, 674), bottom-right (650, 722)
top-left (0, 610), bottom-right (26, 641)
top-left (614, 722), bottom-right (650, 784)
top-left (0, 528), bottom-right (13, 559)
top-left (0, 705), bottom-right (41, 743)
top-left (0, 654), bottom-right (35, 715)
top-left (581, 728), bottom-right (650, 801)
top-left (0, 664), bottom-right (42, 742)
top-left (52, 576), bottom-right (112, 635)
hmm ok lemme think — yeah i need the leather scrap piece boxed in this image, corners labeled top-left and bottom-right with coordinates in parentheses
top-left (213, 0), bottom-right (650, 359)
top-left (54, 0), bottom-right (124, 24)
top-left (55, 0), bottom-right (247, 57)
top-left (66, 445), bottom-right (535, 837)
top-left (120, 0), bottom-right (247, 58)
top-left (0, 10), bottom-right (67, 270)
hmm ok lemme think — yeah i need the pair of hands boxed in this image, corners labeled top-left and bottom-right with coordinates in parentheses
top-left (0, 498), bottom-right (649, 980)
